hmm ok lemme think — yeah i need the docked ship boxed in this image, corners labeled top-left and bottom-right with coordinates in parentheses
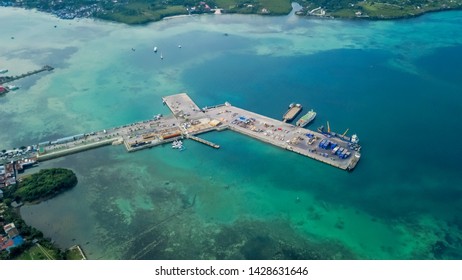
top-left (296, 109), bottom-right (316, 127)
top-left (282, 103), bottom-right (302, 122)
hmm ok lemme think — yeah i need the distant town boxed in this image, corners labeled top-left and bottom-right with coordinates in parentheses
top-left (1, 0), bottom-right (461, 24)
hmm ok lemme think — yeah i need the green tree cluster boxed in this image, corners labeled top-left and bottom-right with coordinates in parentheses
top-left (14, 168), bottom-right (77, 202)
top-left (0, 168), bottom-right (77, 260)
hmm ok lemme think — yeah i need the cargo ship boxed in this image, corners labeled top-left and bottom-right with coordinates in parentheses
top-left (296, 109), bottom-right (316, 127)
top-left (282, 103), bottom-right (302, 122)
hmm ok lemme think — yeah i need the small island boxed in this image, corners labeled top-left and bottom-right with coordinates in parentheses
top-left (1, 168), bottom-right (81, 260)
top-left (0, 0), bottom-right (461, 24)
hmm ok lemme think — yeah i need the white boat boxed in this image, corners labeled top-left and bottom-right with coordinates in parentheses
top-left (178, 45), bottom-right (182, 48)
top-left (153, 46), bottom-right (158, 52)
top-left (172, 140), bottom-right (183, 149)
top-left (351, 134), bottom-right (359, 144)
top-left (6, 85), bottom-right (19, 91)
top-left (296, 109), bottom-right (316, 127)
top-left (160, 52), bottom-right (163, 60)
top-left (0, 69), bottom-right (8, 74)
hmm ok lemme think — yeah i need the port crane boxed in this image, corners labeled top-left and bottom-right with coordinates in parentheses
top-left (322, 121), bottom-right (350, 139)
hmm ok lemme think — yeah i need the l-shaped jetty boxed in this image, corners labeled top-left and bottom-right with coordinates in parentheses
top-left (1, 93), bottom-right (361, 175)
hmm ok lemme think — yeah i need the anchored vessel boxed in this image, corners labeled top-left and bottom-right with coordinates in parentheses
top-left (283, 103), bottom-right (302, 122)
top-left (171, 140), bottom-right (184, 149)
top-left (296, 109), bottom-right (316, 127)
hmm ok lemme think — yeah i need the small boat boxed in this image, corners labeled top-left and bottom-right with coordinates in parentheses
top-left (178, 45), bottom-right (182, 48)
top-left (6, 85), bottom-right (19, 91)
top-left (160, 52), bottom-right (163, 60)
top-left (172, 140), bottom-right (183, 149)
top-left (153, 46), bottom-right (158, 52)
top-left (351, 134), bottom-right (359, 144)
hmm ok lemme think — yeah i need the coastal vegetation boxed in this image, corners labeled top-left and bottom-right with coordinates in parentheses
top-left (11, 168), bottom-right (77, 203)
top-left (0, 200), bottom-right (63, 260)
top-left (0, 168), bottom-right (78, 260)
top-left (97, 2), bottom-right (189, 24)
top-left (15, 242), bottom-right (62, 260)
top-left (65, 246), bottom-right (87, 260)
top-left (1, 0), bottom-right (460, 24)
top-left (296, 0), bottom-right (462, 19)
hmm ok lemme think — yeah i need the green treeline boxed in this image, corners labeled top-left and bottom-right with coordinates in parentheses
top-left (297, 0), bottom-right (462, 19)
top-left (13, 168), bottom-right (77, 202)
top-left (0, 205), bottom-right (63, 260)
top-left (0, 168), bottom-right (78, 260)
top-left (2, 0), bottom-right (462, 23)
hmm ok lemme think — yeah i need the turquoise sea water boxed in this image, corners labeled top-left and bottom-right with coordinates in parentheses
top-left (1, 7), bottom-right (462, 259)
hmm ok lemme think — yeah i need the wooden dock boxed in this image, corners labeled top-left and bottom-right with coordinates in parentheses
top-left (188, 135), bottom-right (220, 149)
top-left (0, 65), bottom-right (54, 85)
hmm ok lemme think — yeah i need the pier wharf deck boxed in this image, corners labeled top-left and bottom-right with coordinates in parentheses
top-left (204, 104), bottom-right (360, 170)
top-left (4, 93), bottom-right (360, 171)
top-left (162, 93), bottom-right (360, 170)
top-left (188, 135), bottom-right (220, 149)
top-left (0, 65), bottom-right (54, 85)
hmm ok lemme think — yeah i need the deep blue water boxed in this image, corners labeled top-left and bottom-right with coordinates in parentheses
top-left (182, 45), bottom-right (462, 226)
top-left (2, 8), bottom-right (461, 259)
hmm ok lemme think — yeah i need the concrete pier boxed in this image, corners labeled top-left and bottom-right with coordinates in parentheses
top-left (162, 93), bottom-right (361, 171)
top-left (5, 93), bottom-right (360, 171)
top-left (188, 135), bottom-right (220, 149)
top-left (0, 65), bottom-right (54, 85)
top-left (37, 138), bottom-right (118, 161)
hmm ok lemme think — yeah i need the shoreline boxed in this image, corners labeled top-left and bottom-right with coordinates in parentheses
top-left (1, 4), bottom-right (461, 26)
top-left (304, 6), bottom-right (462, 21)
top-left (162, 14), bottom-right (195, 20)
top-left (0, 168), bottom-right (79, 260)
